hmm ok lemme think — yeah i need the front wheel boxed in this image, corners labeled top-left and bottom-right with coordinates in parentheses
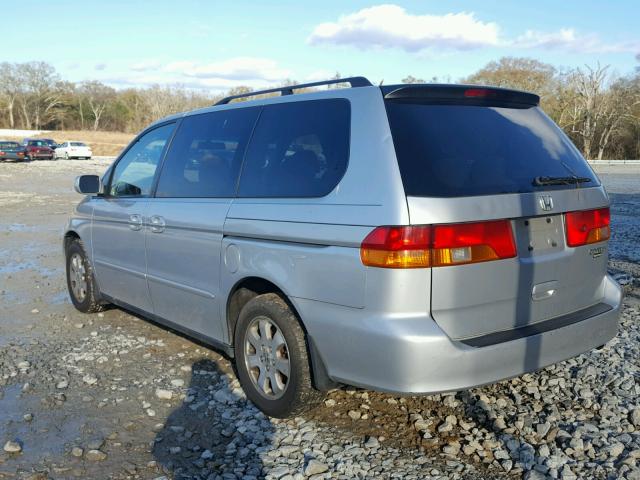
top-left (66, 238), bottom-right (104, 313)
top-left (234, 293), bottom-right (324, 418)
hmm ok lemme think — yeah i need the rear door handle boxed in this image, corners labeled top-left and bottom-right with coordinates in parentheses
top-left (128, 214), bottom-right (143, 231)
top-left (149, 215), bottom-right (166, 233)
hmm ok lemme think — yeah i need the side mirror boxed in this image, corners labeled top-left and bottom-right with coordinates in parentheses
top-left (74, 175), bottom-right (102, 194)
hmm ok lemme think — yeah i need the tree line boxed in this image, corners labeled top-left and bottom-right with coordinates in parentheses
top-left (1, 57), bottom-right (639, 159)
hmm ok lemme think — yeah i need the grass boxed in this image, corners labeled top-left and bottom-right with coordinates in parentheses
top-left (3, 130), bottom-right (135, 156)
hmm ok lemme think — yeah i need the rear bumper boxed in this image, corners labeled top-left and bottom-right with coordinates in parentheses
top-left (298, 274), bottom-right (622, 394)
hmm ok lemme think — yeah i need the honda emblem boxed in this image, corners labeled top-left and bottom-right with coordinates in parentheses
top-left (538, 195), bottom-right (554, 211)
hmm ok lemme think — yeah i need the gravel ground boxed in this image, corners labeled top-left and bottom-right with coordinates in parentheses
top-left (0, 160), bottom-right (639, 480)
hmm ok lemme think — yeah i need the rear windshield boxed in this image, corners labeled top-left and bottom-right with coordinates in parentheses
top-left (70, 142), bottom-right (86, 146)
top-left (0, 142), bottom-right (19, 149)
top-left (385, 102), bottom-right (599, 197)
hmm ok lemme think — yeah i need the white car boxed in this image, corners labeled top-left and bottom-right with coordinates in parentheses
top-left (55, 141), bottom-right (92, 160)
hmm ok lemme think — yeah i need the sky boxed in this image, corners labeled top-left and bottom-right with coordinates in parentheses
top-left (2, 0), bottom-right (639, 93)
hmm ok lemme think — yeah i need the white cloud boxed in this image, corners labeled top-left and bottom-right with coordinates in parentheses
top-left (131, 60), bottom-right (163, 72)
top-left (308, 4), bottom-right (640, 55)
top-left (164, 57), bottom-right (291, 81)
top-left (107, 57), bottom-right (294, 92)
top-left (308, 4), bottom-right (500, 51)
top-left (514, 28), bottom-right (640, 53)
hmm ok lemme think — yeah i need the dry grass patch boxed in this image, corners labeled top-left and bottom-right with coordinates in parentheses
top-left (3, 130), bottom-right (135, 156)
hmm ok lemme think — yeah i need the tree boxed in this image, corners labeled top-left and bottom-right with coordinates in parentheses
top-left (0, 62), bottom-right (21, 128)
top-left (79, 81), bottom-right (116, 130)
top-left (563, 64), bottom-right (612, 159)
top-left (465, 57), bottom-right (557, 93)
top-left (17, 61), bottom-right (61, 129)
top-left (402, 75), bottom-right (426, 84)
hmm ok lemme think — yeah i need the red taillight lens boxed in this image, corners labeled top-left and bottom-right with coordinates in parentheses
top-left (431, 219), bottom-right (517, 266)
top-left (0, 151), bottom-right (4, 156)
top-left (565, 207), bottom-right (610, 247)
top-left (360, 220), bottom-right (516, 268)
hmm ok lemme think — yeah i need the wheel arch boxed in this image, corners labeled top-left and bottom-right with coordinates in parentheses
top-left (63, 229), bottom-right (81, 253)
top-left (225, 276), bottom-right (337, 391)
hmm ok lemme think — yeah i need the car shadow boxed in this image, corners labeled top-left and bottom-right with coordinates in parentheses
top-left (152, 358), bottom-right (275, 479)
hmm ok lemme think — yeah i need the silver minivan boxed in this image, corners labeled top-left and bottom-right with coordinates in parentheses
top-left (65, 77), bottom-right (622, 417)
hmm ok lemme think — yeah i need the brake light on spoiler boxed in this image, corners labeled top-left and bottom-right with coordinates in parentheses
top-left (565, 207), bottom-right (610, 247)
top-left (360, 219), bottom-right (516, 268)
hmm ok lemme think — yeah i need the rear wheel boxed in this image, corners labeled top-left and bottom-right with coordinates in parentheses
top-left (234, 293), bottom-right (324, 418)
top-left (66, 238), bottom-right (104, 313)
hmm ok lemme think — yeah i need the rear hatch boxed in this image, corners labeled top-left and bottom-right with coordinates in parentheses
top-left (384, 85), bottom-right (610, 342)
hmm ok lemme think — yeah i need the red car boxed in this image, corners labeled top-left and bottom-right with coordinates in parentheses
top-left (23, 139), bottom-right (54, 160)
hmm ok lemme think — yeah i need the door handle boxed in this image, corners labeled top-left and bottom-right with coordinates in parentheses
top-left (149, 215), bottom-right (166, 233)
top-left (128, 214), bottom-right (143, 231)
top-left (531, 280), bottom-right (558, 301)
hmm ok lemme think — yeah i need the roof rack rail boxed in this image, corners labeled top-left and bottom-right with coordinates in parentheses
top-left (214, 76), bottom-right (373, 105)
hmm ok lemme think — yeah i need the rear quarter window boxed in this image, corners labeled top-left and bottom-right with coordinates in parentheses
top-left (238, 99), bottom-right (350, 198)
top-left (385, 102), bottom-right (599, 197)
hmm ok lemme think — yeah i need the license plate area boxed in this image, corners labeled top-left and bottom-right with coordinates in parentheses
top-left (514, 215), bottom-right (564, 258)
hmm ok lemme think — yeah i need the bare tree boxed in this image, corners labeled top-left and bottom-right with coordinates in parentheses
top-left (79, 81), bottom-right (116, 130)
top-left (17, 62), bottom-right (61, 129)
top-left (0, 62), bottom-right (22, 128)
top-left (563, 64), bottom-right (623, 159)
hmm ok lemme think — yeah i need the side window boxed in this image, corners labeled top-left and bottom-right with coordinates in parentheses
top-left (109, 123), bottom-right (175, 197)
top-left (238, 99), bottom-right (350, 198)
top-left (156, 108), bottom-right (259, 198)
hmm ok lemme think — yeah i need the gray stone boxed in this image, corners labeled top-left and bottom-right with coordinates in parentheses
top-left (304, 460), bottom-right (329, 476)
top-left (85, 449), bottom-right (107, 461)
top-left (3, 440), bottom-right (22, 453)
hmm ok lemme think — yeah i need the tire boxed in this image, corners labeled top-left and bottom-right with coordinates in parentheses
top-left (234, 293), bottom-right (324, 418)
top-left (65, 238), bottom-right (104, 313)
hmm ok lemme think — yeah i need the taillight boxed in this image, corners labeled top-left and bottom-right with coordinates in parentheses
top-left (360, 226), bottom-right (432, 268)
top-left (464, 88), bottom-right (497, 98)
top-left (565, 207), bottom-right (610, 247)
top-left (0, 151), bottom-right (4, 156)
top-left (360, 219), bottom-right (516, 268)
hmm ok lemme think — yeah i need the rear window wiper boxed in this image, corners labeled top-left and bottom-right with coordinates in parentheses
top-left (532, 176), bottom-right (592, 186)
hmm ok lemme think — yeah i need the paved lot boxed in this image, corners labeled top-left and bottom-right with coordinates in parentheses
top-left (0, 160), bottom-right (639, 480)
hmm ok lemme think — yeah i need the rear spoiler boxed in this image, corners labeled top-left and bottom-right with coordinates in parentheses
top-left (382, 84), bottom-right (540, 107)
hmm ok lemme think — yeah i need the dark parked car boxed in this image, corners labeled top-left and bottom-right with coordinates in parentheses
top-left (22, 139), bottom-right (54, 160)
top-left (0, 141), bottom-right (28, 162)
top-left (40, 138), bottom-right (59, 150)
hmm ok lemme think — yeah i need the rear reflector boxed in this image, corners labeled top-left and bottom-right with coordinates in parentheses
top-left (565, 207), bottom-right (610, 247)
top-left (361, 219), bottom-right (516, 268)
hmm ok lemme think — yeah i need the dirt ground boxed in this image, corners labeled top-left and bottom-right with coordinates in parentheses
top-left (0, 160), bottom-right (638, 480)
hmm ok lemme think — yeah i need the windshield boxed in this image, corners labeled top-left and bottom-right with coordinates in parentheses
top-left (385, 102), bottom-right (599, 197)
top-left (28, 140), bottom-right (48, 147)
top-left (70, 142), bottom-right (87, 147)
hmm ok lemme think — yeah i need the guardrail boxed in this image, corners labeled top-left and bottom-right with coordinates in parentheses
top-left (588, 159), bottom-right (640, 165)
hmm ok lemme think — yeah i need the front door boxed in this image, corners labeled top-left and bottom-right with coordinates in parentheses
top-left (91, 123), bottom-right (175, 312)
top-left (145, 108), bottom-right (259, 340)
